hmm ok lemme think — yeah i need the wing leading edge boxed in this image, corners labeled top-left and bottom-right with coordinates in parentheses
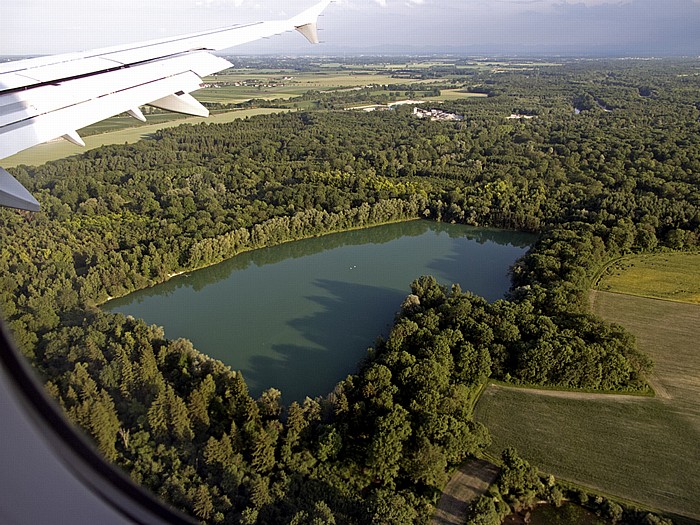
top-left (0, 0), bottom-right (332, 211)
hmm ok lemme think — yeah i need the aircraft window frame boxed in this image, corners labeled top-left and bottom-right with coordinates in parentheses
top-left (0, 319), bottom-right (197, 525)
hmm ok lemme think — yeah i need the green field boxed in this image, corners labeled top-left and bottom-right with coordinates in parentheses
top-left (3, 108), bottom-right (289, 168)
top-left (475, 291), bottom-right (700, 522)
top-left (197, 70), bottom-right (406, 104)
top-left (596, 252), bottom-right (700, 304)
top-left (196, 69), bottom-right (482, 104)
top-left (195, 72), bottom-right (314, 104)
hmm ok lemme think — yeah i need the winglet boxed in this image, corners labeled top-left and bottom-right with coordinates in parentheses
top-left (292, 0), bottom-right (332, 44)
top-left (296, 23), bottom-right (320, 45)
top-left (0, 168), bottom-right (40, 212)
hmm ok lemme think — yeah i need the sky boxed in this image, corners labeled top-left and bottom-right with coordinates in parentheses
top-left (2, 0), bottom-right (700, 56)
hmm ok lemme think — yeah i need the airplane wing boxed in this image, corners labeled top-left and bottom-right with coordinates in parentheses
top-left (0, 0), bottom-right (332, 211)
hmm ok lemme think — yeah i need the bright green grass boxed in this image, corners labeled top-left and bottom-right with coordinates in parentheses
top-left (475, 291), bottom-right (700, 521)
top-left (596, 252), bottom-right (700, 304)
top-left (4, 108), bottom-right (289, 168)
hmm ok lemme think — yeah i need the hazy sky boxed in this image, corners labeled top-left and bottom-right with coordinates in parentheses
top-left (2, 0), bottom-right (700, 56)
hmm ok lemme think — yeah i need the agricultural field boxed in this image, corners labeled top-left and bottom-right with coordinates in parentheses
top-left (475, 290), bottom-right (700, 523)
top-left (595, 252), bottom-right (700, 304)
top-left (323, 59), bottom-right (564, 72)
top-left (195, 70), bottom-right (482, 105)
top-left (196, 70), bottom-right (404, 103)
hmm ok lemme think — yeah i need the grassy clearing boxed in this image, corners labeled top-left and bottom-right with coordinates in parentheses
top-left (4, 108), bottom-right (289, 168)
top-left (595, 252), bottom-right (700, 304)
top-left (432, 459), bottom-right (500, 525)
top-left (475, 291), bottom-right (700, 521)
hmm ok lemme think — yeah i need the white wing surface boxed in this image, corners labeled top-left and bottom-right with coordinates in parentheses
top-left (0, 0), bottom-right (332, 211)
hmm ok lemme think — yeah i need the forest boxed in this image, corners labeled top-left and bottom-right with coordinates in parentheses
top-left (1, 58), bottom-right (698, 523)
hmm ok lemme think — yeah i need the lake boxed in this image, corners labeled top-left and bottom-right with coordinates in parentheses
top-left (105, 220), bottom-right (534, 403)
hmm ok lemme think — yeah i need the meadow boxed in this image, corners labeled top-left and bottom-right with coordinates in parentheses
top-left (595, 252), bottom-right (700, 304)
top-left (475, 290), bottom-right (700, 523)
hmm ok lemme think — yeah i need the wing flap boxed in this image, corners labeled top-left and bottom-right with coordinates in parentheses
top-left (0, 70), bottom-right (205, 159)
top-left (0, 168), bottom-right (40, 212)
top-left (0, 52), bottom-right (230, 139)
top-left (1, 51), bottom-right (229, 113)
top-left (1, 57), bottom-right (126, 90)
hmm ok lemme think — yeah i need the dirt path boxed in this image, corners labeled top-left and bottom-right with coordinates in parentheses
top-left (486, 383), bottom-right (650, 403)
top-left (645, 374), bottom-right (672, 400)
top-left (431, 458), bottom-right (500, 525)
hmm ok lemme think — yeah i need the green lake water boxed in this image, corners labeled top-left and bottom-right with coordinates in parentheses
top-left (105, 221), bottom-right (534, 403)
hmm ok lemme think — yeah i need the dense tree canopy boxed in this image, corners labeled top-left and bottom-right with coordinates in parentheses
top-left (1, 58), bottom-right (698, 523)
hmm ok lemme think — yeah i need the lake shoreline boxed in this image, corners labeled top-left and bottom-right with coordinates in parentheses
top-left (99, 216), bottom-right (423, 308)
top-left (104, 221), bottom-right (534, 402)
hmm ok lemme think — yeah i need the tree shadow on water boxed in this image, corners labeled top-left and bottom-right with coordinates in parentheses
top-left (244, 279), bottom-right (406, 405)
top-left (427, 240), bottom-right (528, 302)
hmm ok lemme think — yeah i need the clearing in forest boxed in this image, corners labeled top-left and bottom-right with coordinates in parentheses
top-left (595, 252), bottom-right (700, 304)
top-left (474, 290), bottom-right (700, 522)
top-left (432, 458), bottom-right (500, 525)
